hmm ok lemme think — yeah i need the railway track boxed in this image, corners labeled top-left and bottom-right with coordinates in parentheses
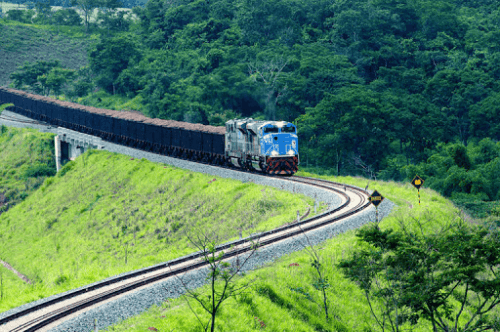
top-left (0, 173), bottom-right (371, 332)
top-left (0, 114), bottom-right (48, 126)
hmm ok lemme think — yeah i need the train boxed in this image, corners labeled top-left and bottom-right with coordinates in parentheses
top-left (0, 87), bottom-right (299, 175)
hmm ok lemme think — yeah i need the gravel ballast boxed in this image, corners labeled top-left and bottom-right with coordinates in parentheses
top-left (0, 110), bottom-right (395, 331)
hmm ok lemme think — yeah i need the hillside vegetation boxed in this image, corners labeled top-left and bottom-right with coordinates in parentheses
top-left (0, 124), bottom-right (55, 214)
top-left (0, 131), bottom-right (318, 313)
top-left (0, 21), bottom-right (91, 88)
top-left (102, 173), bottom-right (500, 332)
top-left (2, 0), bottom-right (500, 212)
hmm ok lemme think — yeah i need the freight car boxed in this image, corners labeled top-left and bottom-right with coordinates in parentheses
top-left (0, 87), bottom-right (298, 174)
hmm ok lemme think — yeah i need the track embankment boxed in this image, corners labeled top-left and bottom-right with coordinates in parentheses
top-left (0, 110), bottom-right (394, 332)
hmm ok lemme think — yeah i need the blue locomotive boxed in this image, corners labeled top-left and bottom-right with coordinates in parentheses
top-left (225, 119), bottom-right (299, 175)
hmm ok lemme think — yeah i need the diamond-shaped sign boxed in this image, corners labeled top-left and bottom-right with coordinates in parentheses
top-left (368, 190), bottom-right (384, 207)
top-left (411, 175), bottom-right (425, 190)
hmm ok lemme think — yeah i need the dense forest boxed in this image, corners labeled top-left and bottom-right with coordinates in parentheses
top-left (3, 0), bottom-right (500, 205)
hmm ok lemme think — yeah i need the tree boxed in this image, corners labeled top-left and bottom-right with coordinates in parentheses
top-left (247, 54), bottom-right (289, 120)
top-left (236, 0), bottom-right (301, 46)
top-left (296, 225), bottom-right (334, 322)
top-left (470, 92), bottom-right (500, 141)
top-left (34, 0), bottom-right (52, 25)
top-left (37, 67), bottom-right (75, 97)
top-left (51, 8), bottom-right (82, 26)
top-left (176, 229), bottom-right (260, 332)
top-left (9, 60), bottom-right (63, 94)
top-left (6, 9), bottom-right (33, 23)
top-left (297, 86), bottom-right (391, 173)
top-left (88, 33), bottom-right (142, 94)
top-left (99, 0), bottom-right (122, 11)
top-left (64, 66), bottom-right (95, 101)
top-left (69, 0), bottom-right (103, 32)
top-left (96, 9), bottom-right (130, 33)
top-left (95, 0), bottom-right (128, 34)
top-left (339, 215), bottom-right (500, 332)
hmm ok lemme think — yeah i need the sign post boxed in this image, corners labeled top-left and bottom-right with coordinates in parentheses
top-left (411, 175), bottom-right (425, 206)
top-left (368, 190), bottom-right (384, 223)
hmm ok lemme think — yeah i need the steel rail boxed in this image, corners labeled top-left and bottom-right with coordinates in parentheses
top-left (0, 115), bottom-right (48, 126)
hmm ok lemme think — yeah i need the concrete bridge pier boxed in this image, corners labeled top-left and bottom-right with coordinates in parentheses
top-left (54, 135), bottom-right (62, 172)
top-left (54, 128), bottom-right (105, 172)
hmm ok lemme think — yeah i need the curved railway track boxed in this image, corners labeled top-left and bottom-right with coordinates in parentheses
top-left (0, 171), bottom-right (372, 332)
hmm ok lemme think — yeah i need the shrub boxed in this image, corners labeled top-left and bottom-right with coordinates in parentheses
top-left (491, 204), bottom-right (500, 217)
top-left (171, 221), bottom-right (182, 232)
top-left (23, 163), bottom-right (56, 178)
top-left (51, 8), bottom-right (82, 26)
top-left (54, 274), bottom-right (69, 285)
top-left (58, 161), bottom-right (75, 176)
top-left (6, 9), bottom-right (33, 24)
top-left (4, 189), bottom-right (18, 200)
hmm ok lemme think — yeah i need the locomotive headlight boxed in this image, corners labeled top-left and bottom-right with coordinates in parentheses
top-left (271, 150), bottom-right (279, 156)
top-left (287, 150), bottom-right (294, 155)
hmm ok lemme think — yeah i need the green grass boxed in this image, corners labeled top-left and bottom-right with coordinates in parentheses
top-left (76, 90), bottom-right (147, 113)
top-left (103, 172), bottom-right (491, 332)
top-left (0, 125), bottom-right (56, 213)
top-left (0, 143), bottom-right (321, 313)
top-left (0, 265), bottom-right (28, 304)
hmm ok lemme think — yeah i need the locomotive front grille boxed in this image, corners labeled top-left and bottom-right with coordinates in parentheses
top-left (265, 156), bottom-right (298, 175)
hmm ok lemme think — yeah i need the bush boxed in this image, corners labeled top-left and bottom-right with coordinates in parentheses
top-left (171, 221), bottom-right (182, 232)
top-left (58, 161), bottom-right (75, 176)
top-left (6, 9), bottom-right (33, 24)
top-left (23, 163), bottom-right (56, 178)
top-left (51, 9), bottom-right (82, 26)
top-left (491, 204), bottom-right (500, 217)
top-left (54, 274), bottom-right (69, 285)
top-left (4, 189), bottom-right (18, 200)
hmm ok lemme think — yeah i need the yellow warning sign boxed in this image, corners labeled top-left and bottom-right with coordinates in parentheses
top-left (411, 175), bottom-right (424, 190)
top-left (368, 190), bottom-right (384, 207)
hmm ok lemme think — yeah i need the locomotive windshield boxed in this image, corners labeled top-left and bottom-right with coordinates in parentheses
top-left (282, 126), bottom-right (295, 133)
top-left (264, 126), bottom-right (279, 133)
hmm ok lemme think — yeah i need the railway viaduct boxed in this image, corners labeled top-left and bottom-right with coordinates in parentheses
top-left (55, 127), bottom-right (105, 171)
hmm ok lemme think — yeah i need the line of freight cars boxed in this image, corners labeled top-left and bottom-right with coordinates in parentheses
top-left (0, 87), bottom-right (227, 164)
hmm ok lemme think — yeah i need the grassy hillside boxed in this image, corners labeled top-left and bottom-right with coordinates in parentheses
top-left (0, 21), bottom-right (91, 87)
top-left (0, 142), bottom-right (320, 313)
top-left (0, 124), bottom-right (55, 214)
top-left (0, 265), bottom-right (25, 302)
top-left (102, 173), bottom-right (499, 332)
